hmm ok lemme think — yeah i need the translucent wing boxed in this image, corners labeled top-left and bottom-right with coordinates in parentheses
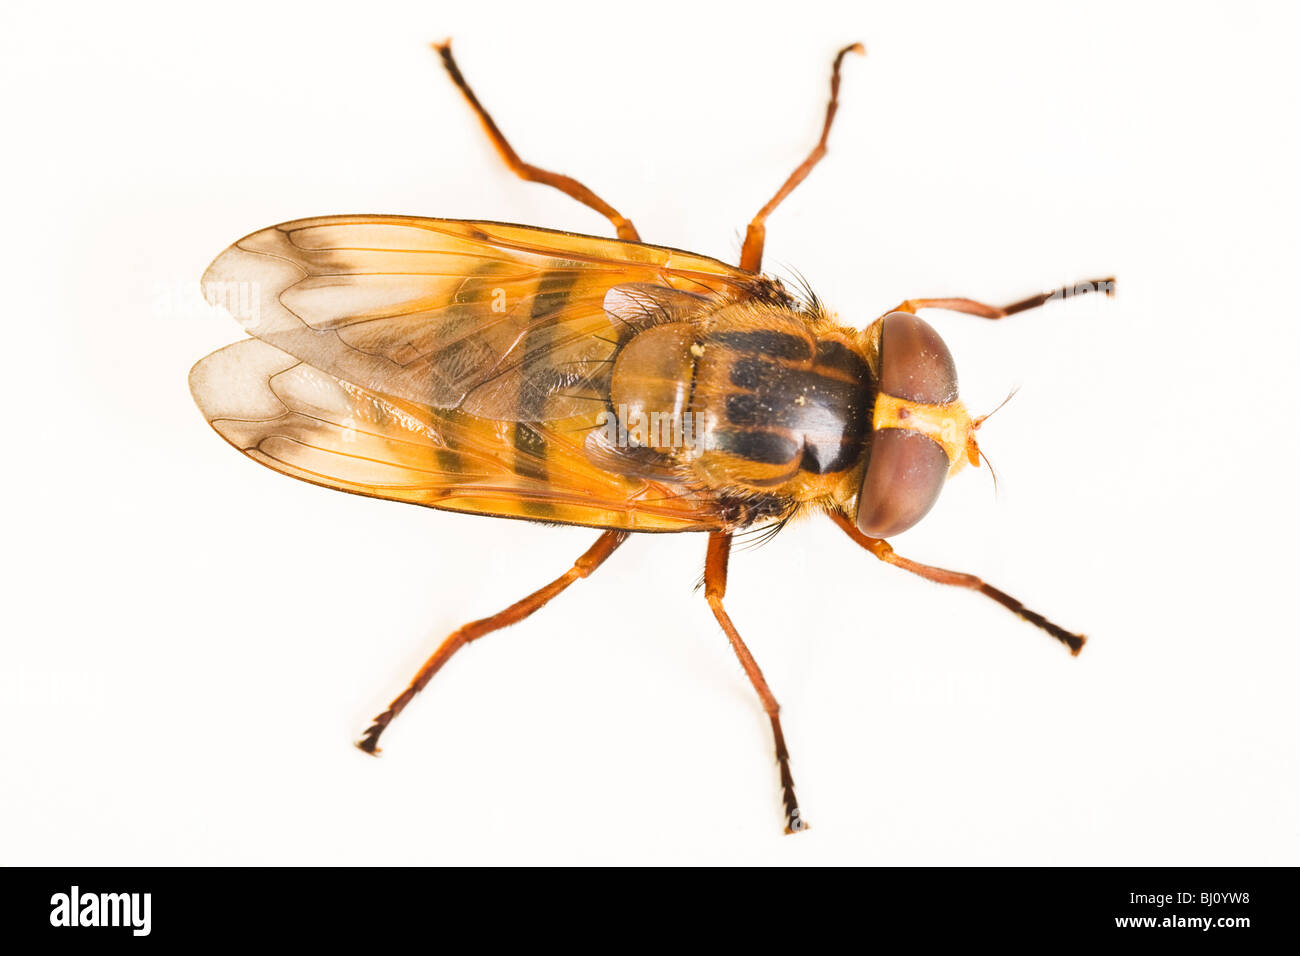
top-left (192, 217), bottom-right (780, 531)
top-left (190, 339), bottom-right (727, 532)
top-left (200, 216), bottom-right (766, 420)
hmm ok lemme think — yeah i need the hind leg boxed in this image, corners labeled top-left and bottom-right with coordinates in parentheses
top-left (434, 41), bottom-right (640, 241)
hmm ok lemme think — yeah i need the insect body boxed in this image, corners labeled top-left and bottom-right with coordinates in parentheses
top-left (191, 41), bottom-right (1111, 834)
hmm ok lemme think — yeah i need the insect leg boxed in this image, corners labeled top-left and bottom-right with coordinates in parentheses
top-left (738, 43), bottom-right (864, 273)
top-left (433, 40), bottom-right (640, 241)
top-left (704, 531), bottom-right (807, 834)
top-left (357, 530), bottom-right (628, 754)
top-left (828, 510), bottom-right (1086, 655)
top-left (886, 278), bottom-right (1116, 320)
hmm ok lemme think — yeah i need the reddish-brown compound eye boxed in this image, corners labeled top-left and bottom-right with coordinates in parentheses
top-left (855, 313), bottom-right (960, 537)
top-left (856, 430), bottom-right (949, 537)
top-left (875, 311), bottom-right (959, 405)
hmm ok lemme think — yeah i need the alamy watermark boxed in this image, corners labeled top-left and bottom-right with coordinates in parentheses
top-left (1046, 278), bottom-right (1115, 302)
top-left (49, 885), bottom-right (151, 936)
top-left (154, 279), bottom-right (263, 330)
top-left (595, 405), bottom-right (716, 452)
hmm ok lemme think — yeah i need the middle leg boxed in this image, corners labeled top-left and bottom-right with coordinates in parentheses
top-left (704, 531), bottom-right (807, 834)
top-left (738, 43), bottom-right (865, 273)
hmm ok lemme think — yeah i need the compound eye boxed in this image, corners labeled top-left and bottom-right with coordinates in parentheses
top-left (855, 313), bottom-right (959, 537)
top-left (855, 430), bottom-right (948, 537)
top-left (876, 311), bottom-right (958, 404)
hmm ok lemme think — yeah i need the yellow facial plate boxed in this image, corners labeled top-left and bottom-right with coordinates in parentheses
top-left (872, 392), bottom-right (975, 476)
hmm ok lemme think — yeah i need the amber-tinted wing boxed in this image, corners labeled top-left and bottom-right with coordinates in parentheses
top-left (191, 216), bottom-right (768, 532)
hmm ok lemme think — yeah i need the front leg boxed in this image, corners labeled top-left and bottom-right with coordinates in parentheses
top-left (886, 278), bottom-right (1115, 320)
top-left (828, 510), bottom-right (1085, 655)
top-left (704, 531), bottom-right (807, 834)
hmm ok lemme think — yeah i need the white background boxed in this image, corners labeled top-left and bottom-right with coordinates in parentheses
top-left (2, 0), bottom-right (1297, 865)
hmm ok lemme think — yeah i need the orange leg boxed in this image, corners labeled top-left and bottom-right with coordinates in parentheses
top-left (705, 532), bottom-right (807, 834)
top-left (358, 530), bottom-right (628, 754)
top-left (828, 510), bottom-right (1085, 655)
top-left (434, 41), bottom-right (640, 242)
top-left (739, 42), bottom-right (865, 274)
top-left (888, 277), bottom-right (1116, 319)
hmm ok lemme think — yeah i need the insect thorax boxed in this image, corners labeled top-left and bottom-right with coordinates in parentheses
top-left (606, 301), bottom-right (875, 518)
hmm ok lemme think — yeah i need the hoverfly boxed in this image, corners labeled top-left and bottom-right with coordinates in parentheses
top-left (190, 40), bottom-right (1112, 834)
